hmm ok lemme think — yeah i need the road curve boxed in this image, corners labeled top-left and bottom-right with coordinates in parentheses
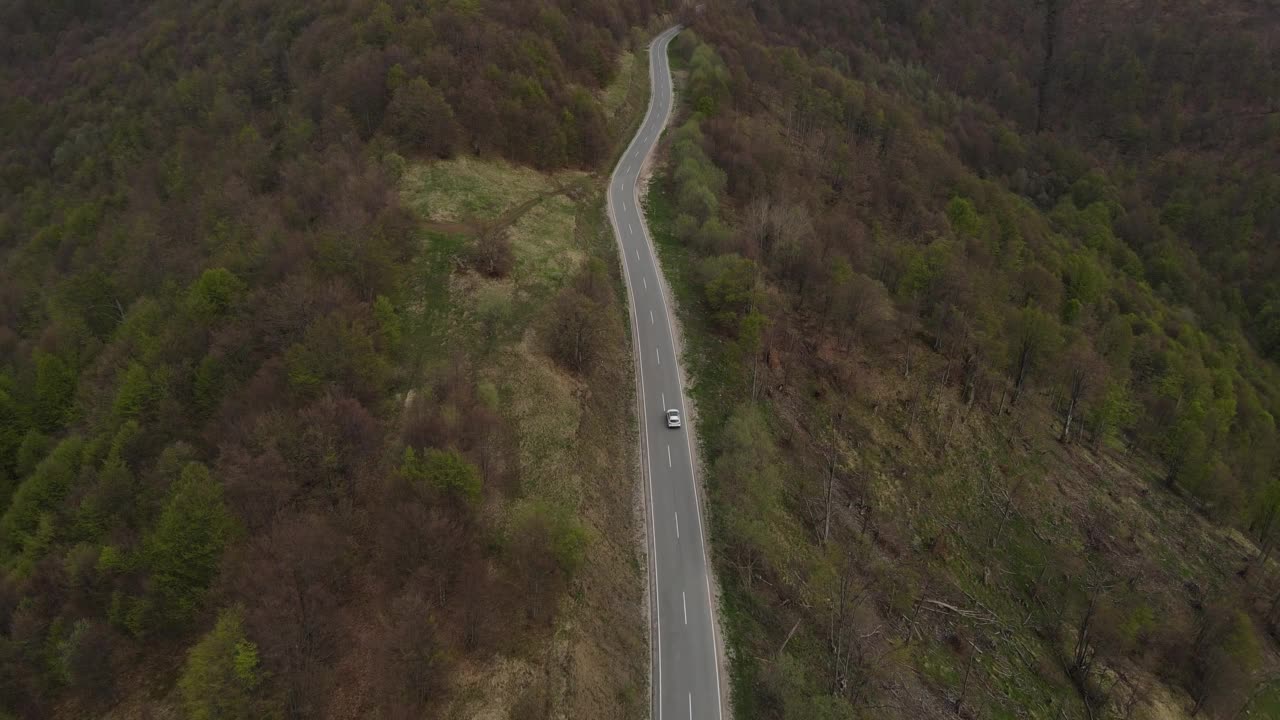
top-left (606, 26), bottom-right (726, 720)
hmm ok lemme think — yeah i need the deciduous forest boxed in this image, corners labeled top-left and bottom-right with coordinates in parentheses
top-left (651, 0), bottom-right (1280, 718)
top-left (0, 0), bottom-right (668, 716)
top-left (6, 0), bottom-right (1280, 718)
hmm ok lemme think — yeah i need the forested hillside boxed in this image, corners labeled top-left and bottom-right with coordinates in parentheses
top-left (653, 1), bottom-right (1280, 717)
top-left (0, 0), bottom-right (666, 716)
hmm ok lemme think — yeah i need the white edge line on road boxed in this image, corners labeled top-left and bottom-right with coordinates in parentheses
top-left (608, 27), bottom-right (731, 720)
top-left (604, 30), bottom-right (673, 720)
top-left (630, 28), bottom-right (727, 720)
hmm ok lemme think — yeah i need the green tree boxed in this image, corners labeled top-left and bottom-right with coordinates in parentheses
top-left (1087, 381), bottom-right (1138, 449)
top-left (735, 310), bottom-right (767, 399)
top-left (385, 77), bottom-right (458, 157)
top-left (509, 499), bottom-right (588, 576)
top-left (0, 436), bottom-right (84, 563)
top-left (715, 404), bottom-right (794, 587)
top-left (946, 196), bottom-right (982, 239)
top-left (1256, 296), bottom-right (1280, 362)
top-left (178, 607), bottom-right (262, 720)
top-left (14, 429), bottom-right (52, 479)
top-left (1063, 250), bottom-right (1108, 308)
top-left (1008, 305), bottom-right (1061, 402)
top-left (687, 44), bottom-right (730, 116)
top-left (33, 351), bottom-right (77, 431)
top-left (186, 268), bottom-right (246, 323)
top-left (284, 313), bottom-right (387, 399)
top-left (193, 355), bottom-right (225, 416)
top-left (111, 361), bottom-right (154, 420)
top-left (702, 254), bottom-right (758, 331)
top-left (1192, 610), bottom-right (1263, 716)
top-left (0, 383), bottom-right (26, 491)
top-left (765, 653), bottom-right (856, 720)
top-left (401, 447), bottom-right (482, 506)
top-left (145, 462), bottom-right (235, 626)
top-left (372, 295), bottom-right (402, 353)
top-left (549, 288), bottom-right (606, 374)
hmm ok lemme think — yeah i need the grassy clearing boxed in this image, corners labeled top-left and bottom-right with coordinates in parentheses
top-left (603, 51), bottom-right (641, 120)
top-left (399, 147), bottom-right (645, 718)
top-left (401, 156), bottom-right (552, 223)
top-left (498, 338), bottom-right (583, 505)
top-left (509, 192), bottom-right (586, 300)
top-left (1247, 681), bottom-right (1280, 718)
top-left (400, 155), bottom-right (596, 499)
top-left (399, 158), bottom-right (590, 366)
top-left (395, 33), bottom-right (661, 718)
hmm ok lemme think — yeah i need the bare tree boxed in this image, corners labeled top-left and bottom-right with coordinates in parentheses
top-left (826, 553), bottom-right (877, 704)
top-left (549, 288), bottom-right (605, 374)
top-left (1058, 338), bottom-right (1105, 444)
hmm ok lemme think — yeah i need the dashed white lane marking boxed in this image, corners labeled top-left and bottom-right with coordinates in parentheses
top-left (675, 511), bottom-right (680, 539)
top-left (643, 276), bottom-right (647, 289)
top-left (661, 392), bottom-right (666, 408)
top-left (683, 592), bottom-right (688, 624)
top-left (688, 693), bottom-right (693, 719)
top-left (636, 248), bottom-right (640, 260)
top-left (628, 222), bottom-right (633, 234)
top-left (655, 346), bottom-right (661, 365)
top-left (667, 444), bottom-right (672, 467)
top-left (650, 310), bottom-right (654, 324)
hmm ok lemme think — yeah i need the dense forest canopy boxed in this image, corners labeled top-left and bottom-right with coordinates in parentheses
top-left (679, 0), bottom-right (1280, 523)
top-left (0, 0), bottom-right (665, 716)
top-left (4, 0), bottom-right (1280, 717)
top-left (644, 0), bottom-right (1280, 717)
top-left (753, 0), bottom-right (1280, 366)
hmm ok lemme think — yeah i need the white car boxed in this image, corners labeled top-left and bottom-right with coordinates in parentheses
top-left (666, 409), bottom-right (681, 428)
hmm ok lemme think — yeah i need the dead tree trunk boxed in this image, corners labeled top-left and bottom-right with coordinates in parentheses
top-left (823, 439), bottom-right (837, 547)
top-left (1013, 341), bottom-right (1033, 404)
top-left (956, 643), bottom-right (977, 714)
top-left (1061, 365), bottom-right (1086, 443)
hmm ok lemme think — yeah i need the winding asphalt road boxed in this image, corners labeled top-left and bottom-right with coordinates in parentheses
top-left (606, 26), bottom-right (726, 720)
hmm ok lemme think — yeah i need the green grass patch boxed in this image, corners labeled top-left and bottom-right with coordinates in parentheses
top-left (1247, 680), bottom-right (1280, 718)
top-left (401, 156), bottom-right (551, 223)
top-left (403, 230), bottom-right (466, 375)
top-left (509, 192), bottom-right (584, 299)
top-left (603, 51), bottom-right (641, 120)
